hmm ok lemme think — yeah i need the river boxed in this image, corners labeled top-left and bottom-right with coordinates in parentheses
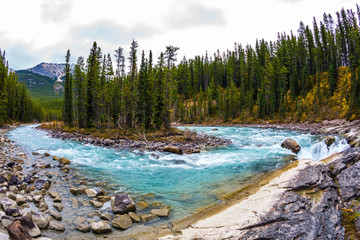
top-left (7, 125), bottom-right (349, 223)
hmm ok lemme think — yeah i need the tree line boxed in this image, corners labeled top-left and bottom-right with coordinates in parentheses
top-left (63, 5), bottom-right (360, 130)
top-left (0, 50), bottom-right (45, 126)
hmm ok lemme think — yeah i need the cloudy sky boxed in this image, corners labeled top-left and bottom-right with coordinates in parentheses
top-left (1, 0), bottom-right (358, 70)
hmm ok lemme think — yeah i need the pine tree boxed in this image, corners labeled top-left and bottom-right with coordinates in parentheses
top-left (63, 49), bottom-right (73, 126)
top-left (153, 53), bottom-right (166, 129)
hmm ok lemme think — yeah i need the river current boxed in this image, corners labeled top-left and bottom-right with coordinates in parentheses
top-left (7, 125), bottom-right (349, 221)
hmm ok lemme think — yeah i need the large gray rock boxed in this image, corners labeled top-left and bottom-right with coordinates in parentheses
top-left (281, 138), bottom-right (301, 154)
top-left (337, 161), bottom-right (360, 201)
top-left (111, 193), bottom-right (135, 214)
top-left (241, 160), bottom-right (344, 239)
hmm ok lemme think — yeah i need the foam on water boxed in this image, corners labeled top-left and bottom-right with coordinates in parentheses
top-left (7, 125), bottom-right (349, 220)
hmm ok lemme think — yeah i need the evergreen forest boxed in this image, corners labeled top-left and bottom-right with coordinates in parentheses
top-left (2, 6), bottom-right (360, 130)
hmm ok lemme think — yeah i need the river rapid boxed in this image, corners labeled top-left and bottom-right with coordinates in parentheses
top-left (7, 125), bottom-right (349, 223)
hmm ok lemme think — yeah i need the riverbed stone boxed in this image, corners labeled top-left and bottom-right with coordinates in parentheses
top-left (97, 195), bottom-right (111, 203)
top-left (112, 214), bottom-right (132, 230)
top-left (85, 187), bottom-right (103, 198)
top-left (0, 197), bottom-right (18, 211)
top-left (53, 203), bottom-right (64, 212)
top-left (111, 193), bottom-right (136, 214)
top-left (281, 138), bottom-right (301, 154)
top-left (128, 212), bottom-right (140, 223)
top-left (49, 210), bottom-right (62, 221)
top-left (49, 221), bottom-right (65, 231)
top-left (76, 223), bottom-right (90, 233)
top-left (70, 188), bottom-right (84, 196)
top-left (74, 216), bottom-right (86, 226)
top-left (16, 194), bottom-right (27, 205)
top-left (140, 214), bottom-right (158, 223)
top-left (48, 191), bottom-right (60, 199)
top-left (90, 200), bottom-right (103, 208)
top-left (8, 175), bottom-right (18, 186)
top-left (90, 220), bottom-right (111, 234)
top-left (88, 210), bottom-right (100, 218)
top-left (151, 208), bottom-right (170, 217)
top-left (33, 212), bottom-right (49, 229)
top-left (136, 201), bottom-right (150, 211)
top-left (34, 179), bottom-right (50, 190)
top-left (100, 212), bottom-right (112, 221)
top-left (38, 201), bottom-right (48, 212)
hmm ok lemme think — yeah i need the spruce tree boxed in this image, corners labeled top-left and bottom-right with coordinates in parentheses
top-left (63, 49), bottom-right (73, 126)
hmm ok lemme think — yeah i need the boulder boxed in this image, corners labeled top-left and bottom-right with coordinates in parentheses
top-left (48, 221), bottom-right (65, 231)
top-left (128, 212), bottom-right (140, 223)
top-left (151, 208), bottom-right (170, 217)
top-left (111, 193), bottom-right (136, 214)
top-left (15, 216), bottom-right (41, 237)
top-left (163, 145), bottom-right (183, 155)
top-left (281, 138), bottom-right (301, 154)
top-left (38, 201), bottom-right (48, 212)
top-left (53, 156), bottom-right (59, 161)
top-left (7, 220), bottom-right (32, 240)
top-left (112, 214), bottom-right (132, 230)
top-left (33, 213), bottom-right (49, 229)
top-left (90, 221), bottom-right (111, 234)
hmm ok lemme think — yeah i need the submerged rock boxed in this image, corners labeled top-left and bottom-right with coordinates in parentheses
top-left (325, 136), bottom-right (335, 147)
top-left (151, 208), bottom-right (170, 217)
top-left (111, 193), bottom-right (135, 214)
top-left (281, 138), bottom-right (301, 154)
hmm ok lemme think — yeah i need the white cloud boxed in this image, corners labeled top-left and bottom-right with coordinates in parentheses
top-left (41, 0), bottom-right (72, 23)
top-left (164, 2), bottom-right (226, 29)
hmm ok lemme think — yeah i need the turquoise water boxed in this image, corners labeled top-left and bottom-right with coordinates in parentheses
top-left (7, 125), bottom-right (349, 220)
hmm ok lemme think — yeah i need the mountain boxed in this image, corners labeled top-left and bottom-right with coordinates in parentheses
top-left (16, 69), bottom-right (64, 111)
top-left (24, 62), bottom-right (74, 82)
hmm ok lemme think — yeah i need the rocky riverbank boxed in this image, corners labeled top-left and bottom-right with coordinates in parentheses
top-left (38, 124), bottom-right (231, 155)
top-left (160, 147), bottom-right (360, 239)
top-left (0, 126), bottom-right (182, 239)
